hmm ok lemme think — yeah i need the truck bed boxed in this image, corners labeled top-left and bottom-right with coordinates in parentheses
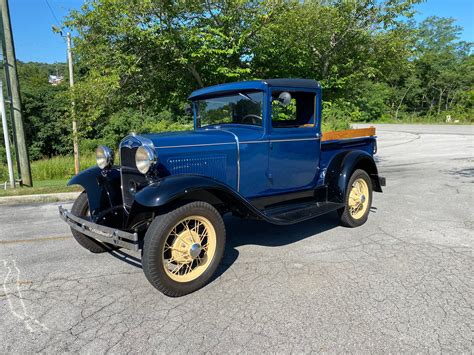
top-left (321, 127), bottom-right (376, 142)
top-left (320, 127), bottom-right (377, 176)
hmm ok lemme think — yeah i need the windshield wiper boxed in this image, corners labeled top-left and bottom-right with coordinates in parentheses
top-left (239, 92), bottom-right (258, 104)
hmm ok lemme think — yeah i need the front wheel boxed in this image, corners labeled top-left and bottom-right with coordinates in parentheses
top-left (142, 201), bottom-right (226, 297)
top-left (338, 169), bottom-right (373, 228)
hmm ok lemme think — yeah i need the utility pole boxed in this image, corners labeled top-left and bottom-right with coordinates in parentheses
top-left (0, 79), bottom-right (14, 188)
top-left (0, 13), bottom-right (20, 178)
top-left (67, 32), bottom-right (79, 174)
top-left (0, 0), bottom-right (32, 186)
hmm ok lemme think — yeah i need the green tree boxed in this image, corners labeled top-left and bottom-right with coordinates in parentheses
top-left (18, 61), bottom-right (70, 159)
top-left (412, 17), bottom-right (473, 118)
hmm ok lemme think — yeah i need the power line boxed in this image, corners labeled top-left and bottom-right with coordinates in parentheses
top-left (44, 0), bottom-right (61, 28)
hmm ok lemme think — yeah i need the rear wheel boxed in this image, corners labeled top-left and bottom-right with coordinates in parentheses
top-left (142, 201), bottom-right (226, 297)
top-left (338, 169), bottom-right (373, 228)
top-left (70, 191), bottom-right (118, 253)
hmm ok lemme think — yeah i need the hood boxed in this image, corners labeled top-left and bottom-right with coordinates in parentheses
top-left (140, 129), bottom-right (236, 149)
top-left (120, 129), bottom-right (239, 190)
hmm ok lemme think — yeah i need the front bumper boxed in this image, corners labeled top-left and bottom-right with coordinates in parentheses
top-left (59, 206), bottom-right (139, 251)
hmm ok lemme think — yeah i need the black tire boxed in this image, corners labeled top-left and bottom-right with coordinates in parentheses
top-left (142, 201), bottom-right (226, 297)
top-left (338, 169), bottom-right (373, 228)
top-left (70, 191), bottom-right (117, 253)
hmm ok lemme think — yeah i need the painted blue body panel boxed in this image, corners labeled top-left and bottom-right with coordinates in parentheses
top-left (320, 138), bottom-right (375, 173)
top-left (207, 125), bottom-right (269, 197)
top-left (141, 129), bottom-right (239, 190)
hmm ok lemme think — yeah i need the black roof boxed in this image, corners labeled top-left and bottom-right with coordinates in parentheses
top-left (263, 78), bottom-right (321, 89)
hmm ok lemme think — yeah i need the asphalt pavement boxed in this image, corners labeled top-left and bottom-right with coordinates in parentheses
top-left (1, 124), bottom-right (473, 353)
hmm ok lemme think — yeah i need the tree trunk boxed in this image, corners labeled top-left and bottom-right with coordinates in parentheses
top-left (437, 88), bottom-right (445, 115)
top-left (395, 84), bottom-right (413, 120)
top-left (188, 63), bottom-right (204, 88)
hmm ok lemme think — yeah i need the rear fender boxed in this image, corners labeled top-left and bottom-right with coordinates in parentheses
top-left (68, 167), bottom-right (122, 217)
top-left (325, 150), bottom-right (382, 204)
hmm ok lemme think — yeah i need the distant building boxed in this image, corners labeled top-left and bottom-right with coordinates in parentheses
top-left (48, 75), bottom-right (64, 86)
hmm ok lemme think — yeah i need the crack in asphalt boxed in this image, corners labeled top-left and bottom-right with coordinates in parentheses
top-left (0, 235), bottom-right (71, 244)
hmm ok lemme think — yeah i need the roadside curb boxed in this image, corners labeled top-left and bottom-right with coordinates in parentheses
top-left (0, 192), bottom-right (81, 206)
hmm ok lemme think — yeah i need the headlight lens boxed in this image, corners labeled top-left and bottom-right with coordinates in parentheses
top-left (96, 145), bottom-right (114, 169)
top-left (135, 146), bottom-right (157, 174)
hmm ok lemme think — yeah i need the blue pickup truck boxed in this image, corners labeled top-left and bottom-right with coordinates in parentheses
top-left (59, 79), bottom-right (384, 296)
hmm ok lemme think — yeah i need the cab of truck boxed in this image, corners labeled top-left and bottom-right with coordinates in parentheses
top-left (189, 79), bottom-right (382, 203)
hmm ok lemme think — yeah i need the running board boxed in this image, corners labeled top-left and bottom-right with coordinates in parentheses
top-left (262, 201), bottom-right (343, 224)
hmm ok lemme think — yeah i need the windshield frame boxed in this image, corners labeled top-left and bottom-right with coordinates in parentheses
top-left (193, 90), bottom-right (264, 129)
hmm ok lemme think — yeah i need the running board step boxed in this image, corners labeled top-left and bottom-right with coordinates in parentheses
top-left (263, 201), bottom-right (343, 224)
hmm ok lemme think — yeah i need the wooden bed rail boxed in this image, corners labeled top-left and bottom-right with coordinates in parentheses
top-left (321, 127), bottom-right (376, 142)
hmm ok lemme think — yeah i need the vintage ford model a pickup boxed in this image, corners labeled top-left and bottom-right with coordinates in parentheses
top-left (59, 79), bottom-right (385, 296)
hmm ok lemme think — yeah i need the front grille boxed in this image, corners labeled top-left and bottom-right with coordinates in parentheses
top-left (121, 145), bottom-right (137, 167)
top-left (120, 145), bottom-right (148, 207)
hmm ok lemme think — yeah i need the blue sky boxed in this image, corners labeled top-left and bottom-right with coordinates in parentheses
top-left (9, 0), bottom-right (474, 64)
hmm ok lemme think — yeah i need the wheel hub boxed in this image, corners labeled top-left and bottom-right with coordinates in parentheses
top-left (189, 243), bottom-right (202, 259)
top-left (170, 229), bottom-right (201, 263)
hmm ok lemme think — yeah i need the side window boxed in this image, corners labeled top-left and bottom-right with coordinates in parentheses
top-left (272, 97), bottom-right (297, 122)
top-left (271, 91), bottom-right (316, 128)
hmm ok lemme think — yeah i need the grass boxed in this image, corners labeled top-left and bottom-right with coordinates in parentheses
top-left (0, 154), bottom-right (95, 197)
top-left (0, 179), bottom-right (82, 197)
top-left (368, 114), bottom-right (473, 125)
top-left (31, 154), bottom-right (96, 180)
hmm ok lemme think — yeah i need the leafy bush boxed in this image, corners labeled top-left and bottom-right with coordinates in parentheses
top-left (322, 100), bottom-right (352, 132)
top-left (352, 81), bottom-right (394, 122)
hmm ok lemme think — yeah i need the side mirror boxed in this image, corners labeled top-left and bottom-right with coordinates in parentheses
top-left (278, 92), bottom-right (292, 106)
top-left (184, 104), bottom-right (193, 116)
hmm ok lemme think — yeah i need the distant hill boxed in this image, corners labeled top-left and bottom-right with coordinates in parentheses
top-left (17, 61), bottom-right (68, 87)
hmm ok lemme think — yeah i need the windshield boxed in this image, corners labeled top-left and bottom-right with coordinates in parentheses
top-left (195, 91), bottom-right (263, 127)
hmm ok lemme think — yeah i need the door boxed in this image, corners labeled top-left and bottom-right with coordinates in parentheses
top-left (268, 89), bottom-right (321, 193)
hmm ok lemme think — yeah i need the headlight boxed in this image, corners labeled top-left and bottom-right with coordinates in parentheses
top-left (96, 145), bottom-right (114, 169)
top-left (135, 146), bottom-right (157, 174)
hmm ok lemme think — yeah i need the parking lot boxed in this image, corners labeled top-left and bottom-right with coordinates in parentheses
top-left (1, 124), bottom-right (472, 352)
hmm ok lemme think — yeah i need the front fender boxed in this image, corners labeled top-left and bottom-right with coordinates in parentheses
top-left (68, 167), bottom-right (121, 217)
top-left (131, 174), bottom-right (273, 223)
top-left (134, 174), bottom-right (245, 208)
top-left (325, 150), bottom-right (381, 203)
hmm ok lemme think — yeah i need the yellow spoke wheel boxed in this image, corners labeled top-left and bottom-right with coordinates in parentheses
top-left (142, 201), bottom-right (226, 297)
top-left (348, 178), bottom-right (369, 220)
top-left (338, 169), bottom-right (373, 228)
top-left (162, 216), bottom-right (217, 282)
